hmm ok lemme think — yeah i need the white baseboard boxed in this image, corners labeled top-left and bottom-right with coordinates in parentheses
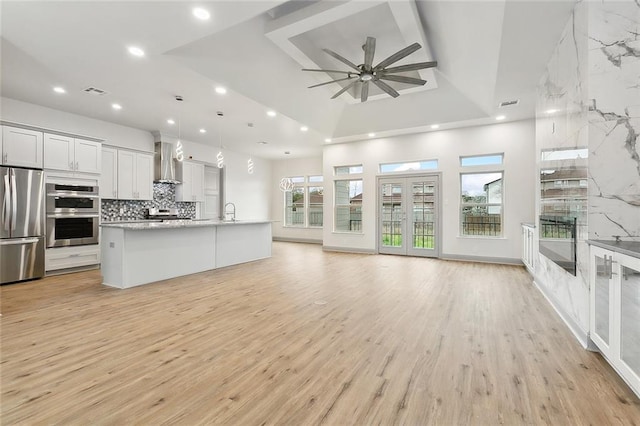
top-left (322, 246), bottom-right (376, 254)
top-left (440, 253), bottom-right (523, 266)
top-left (272, 237), bottom-right (322, 244)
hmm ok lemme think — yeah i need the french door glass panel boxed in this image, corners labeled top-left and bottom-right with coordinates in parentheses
top-left (381, 183), bottom-right (403, 249)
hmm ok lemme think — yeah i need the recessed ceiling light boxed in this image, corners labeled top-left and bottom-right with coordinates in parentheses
top-left (167, 119), bottom-right (175, 125)
top-left (300, 126), bottom-right (308, 132)
top-left (215, 86), bottom-right (227, 95)
top-left (284, 151), bottom-right (291, 155)
top-left (257, 141), bottom-right (268, 145)
top-left (199, 128), bottom-right (206, 133)
top-left (128, 46), bottom-right (145, 57)
top-left (53, 86), bottom-right (66, 94)
top-left (112, 103), bottom-right (122, 110)
top-left (266, 110), bottom-right (276, 117)
top-left (324, 138), bottom-right (332, 143)
top-left (431, 124), bottom-right (439, 129)
top-left (368, 132), bottom-right (376, 137)
top-left (495, 115), bottom-right (506, 121)
top-left (545, 109), bottom-right (558, 114)
top-left (193, 7), bottom-right (210, 20)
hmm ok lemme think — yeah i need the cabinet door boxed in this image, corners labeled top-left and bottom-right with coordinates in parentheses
top-left (101, 147), bottom-right (118, 199)
top-left (3, 126), bottom-right (44, 168)
top-left (44, 133), bottom-right (74, 171)
top-left (117, 150), bottom-right (136, 200)
top-left (176, 161), bottom-right (193, 202)
top-left (192, 163), bottom-right (205, 202)
top-left (618, 254), bottom-right (640, 394)
top-left (74, 139), bottom-right (101, 174)
top-left (590, 246), bottom-right (613, 353)
top-left (135, 153), bottom-right (153, 200)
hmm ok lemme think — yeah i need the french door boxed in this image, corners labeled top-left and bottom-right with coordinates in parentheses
top-left (378, 175), bottom-right (440, 257)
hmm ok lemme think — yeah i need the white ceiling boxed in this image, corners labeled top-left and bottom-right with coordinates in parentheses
top-left (0, 0), bottom-right (575, 159)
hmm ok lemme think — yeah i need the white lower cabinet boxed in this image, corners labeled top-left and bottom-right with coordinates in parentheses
top-left (45, 245), bottom-right (101, 272)
top-left (590, 245), bottom-right (640, 397)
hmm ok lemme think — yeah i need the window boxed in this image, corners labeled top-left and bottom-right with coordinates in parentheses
top-left (335, 165), bottom-right (363, 175)
top-left (379, 160), bottom-right (438, 173)
top-left (334, 179), bottom-right (362, 232)
top-left (284, 176), bottom-right (323, 228)
top-left (460, 172), bottom-right (503, 236)
top-left (460, 154), bottom-right (503, 167)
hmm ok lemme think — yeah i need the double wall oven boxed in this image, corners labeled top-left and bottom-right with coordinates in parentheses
top-left (46, 183), bottom-right (99, 248)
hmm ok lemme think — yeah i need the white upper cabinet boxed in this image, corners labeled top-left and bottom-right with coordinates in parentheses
top-left (1, 125), bottom-right (44, 168)
top-left (44, 133), bottom-right (101, 174)
top-left (176, 161), bottom-right (204, 202)
top-left (117, 150), bottom-right (153, 201)
top-left (100, 146), bottom-right (118, 199)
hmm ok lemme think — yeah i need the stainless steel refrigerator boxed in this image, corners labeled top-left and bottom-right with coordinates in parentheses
top-left (1, 166), bottom-right (45, 284)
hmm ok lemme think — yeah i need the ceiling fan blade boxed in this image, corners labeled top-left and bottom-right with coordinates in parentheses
top-left (382, 61), bottom-right (438, 74)
top-left (363, 36), bottom-right (376, 70)
top-left (323, 48), bottom-right (361, 72)
top-left (331, 79), bottom-right (359, 99)
top-left (378, 74), bottom-right (427, 86)
top-left (374, 42), bottom-right (421, 70)
top-left (373, 79), bottom-right (400, 98)
top-left (302, 68), bottom-right (353, 75)
top-left (308, 76), bottom-right (356, 89)
top-left (361, 81), bottom-right (369, 102)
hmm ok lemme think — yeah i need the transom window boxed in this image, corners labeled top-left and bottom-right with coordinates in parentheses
top-left (460, 154), bottom-right (503, 167)
top-left (335, 165), bottom-right (363, 175)
top-left (379, 160), bottom-right (438, 173)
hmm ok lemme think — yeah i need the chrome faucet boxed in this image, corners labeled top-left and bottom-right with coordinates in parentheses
top-left (224, 202), bottom-right (236, 222)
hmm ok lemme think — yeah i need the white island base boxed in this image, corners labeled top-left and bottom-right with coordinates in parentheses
top-left (100, 221), bottom-right (272, 289)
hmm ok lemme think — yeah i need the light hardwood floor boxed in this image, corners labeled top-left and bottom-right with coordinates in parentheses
top-left (1, 242), bottom-right (639, 425)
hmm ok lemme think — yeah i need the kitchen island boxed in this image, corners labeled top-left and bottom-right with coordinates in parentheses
top-left (100, 220), bottom-right (272, 289)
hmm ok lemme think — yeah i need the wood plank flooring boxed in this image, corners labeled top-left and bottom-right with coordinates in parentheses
top-left (1, 242), bottom-right (639, 425)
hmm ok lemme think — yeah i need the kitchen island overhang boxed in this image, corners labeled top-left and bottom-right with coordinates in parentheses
top-left (100, 220), bottom-right (272, 289)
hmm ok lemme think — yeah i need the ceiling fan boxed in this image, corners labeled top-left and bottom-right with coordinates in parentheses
top-left (302, 36), bottom-right (437, 102)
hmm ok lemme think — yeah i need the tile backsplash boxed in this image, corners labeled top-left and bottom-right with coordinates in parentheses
top-left (101, 183), bottom-right (195, 221)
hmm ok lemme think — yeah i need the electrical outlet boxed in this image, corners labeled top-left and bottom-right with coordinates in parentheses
top-left (109, 242), bottom-right (115, 248)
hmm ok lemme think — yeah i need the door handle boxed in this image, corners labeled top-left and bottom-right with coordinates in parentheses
top-left (75, 161), bottom-right (79, 170)
top-left (0, 237), bottom-right (40, 245)
top-left (2, 173), bottom-right (10, 231)
top-left (10, 169), bottom-right (17, 231)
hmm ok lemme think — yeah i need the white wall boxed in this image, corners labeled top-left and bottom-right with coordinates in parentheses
top-left (180, 140), bottom-right (271, 221)
top-left (1, 97), bottom-right (153, 151)
top-left (271, 157), bottom-right (323, 243)
top-left (322, 119), bottom-right (536, 261)
top-left (1, 97), bottom-right (272, 221)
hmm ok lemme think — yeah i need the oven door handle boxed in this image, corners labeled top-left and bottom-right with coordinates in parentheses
top-left (47, 192), bottom-right (100, 199)
top-left (47, 213), bottom-right (100, 218)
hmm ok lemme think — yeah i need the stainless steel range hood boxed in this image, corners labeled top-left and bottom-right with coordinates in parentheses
top-left (154, 142), bottom-right (180, 183)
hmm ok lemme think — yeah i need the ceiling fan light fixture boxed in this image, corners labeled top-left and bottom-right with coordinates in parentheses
top-left (360, 73), bottom-right (373, 82)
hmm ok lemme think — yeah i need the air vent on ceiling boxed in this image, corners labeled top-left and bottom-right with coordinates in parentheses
top-left (499, 99), bottom-right (519, 107)
top-left (83, 86), bottom-right (108, 96)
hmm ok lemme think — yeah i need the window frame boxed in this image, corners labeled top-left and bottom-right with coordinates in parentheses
top-left (459, 170), bottom-right (504, 238)
top-left (283, 175), bottom-right (324, 229)
top-left (333, 178), bottom-right (363, 233)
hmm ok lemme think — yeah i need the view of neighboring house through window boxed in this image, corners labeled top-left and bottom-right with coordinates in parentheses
top-left (334, 180), bottom-right (363, 232)
top-left (459, 154), bottom-right (504, 237)
top-left (284, 176), bottom-right (323, 228)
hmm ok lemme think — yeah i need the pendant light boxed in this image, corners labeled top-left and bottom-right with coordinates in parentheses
top-left (279, 151), bottom-right (294, 192)
top-left (175, 95), bottom-right (184, 162)
top-left (216, 111), bottom-right (224, 169)
top-left (247, 157), bottom-right (254, 174)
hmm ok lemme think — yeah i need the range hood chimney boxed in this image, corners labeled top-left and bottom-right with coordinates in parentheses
top-left (154, 141), bottom-right (180, 183)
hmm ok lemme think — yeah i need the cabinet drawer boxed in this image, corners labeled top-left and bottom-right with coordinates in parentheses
top-left (46, 245), bottom-right (101, 272)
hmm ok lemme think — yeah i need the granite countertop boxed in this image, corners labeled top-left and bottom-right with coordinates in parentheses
top-left (587, 240), bottom-right (640, 259)
top-left (100, 219), bottom-right (272, 230)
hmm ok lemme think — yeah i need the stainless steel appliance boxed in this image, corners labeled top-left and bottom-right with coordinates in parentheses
top-left (1, 166), bottom-right (46, 284)
top-left (46, 183), bottom-right (99, 248)
top-left (146, 207), bottom-right (180, 220)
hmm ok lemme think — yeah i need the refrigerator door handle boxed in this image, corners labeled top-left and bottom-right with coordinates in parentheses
top-left (0, 237), bottom-right (40, 245)
top-left (2, 172), bottom-right (10, 231)
top-left (10, 169), bottom-right (17, 231)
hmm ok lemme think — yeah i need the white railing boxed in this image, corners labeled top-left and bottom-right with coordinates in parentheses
top-left (522, 223), bottom-right (536, 272)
